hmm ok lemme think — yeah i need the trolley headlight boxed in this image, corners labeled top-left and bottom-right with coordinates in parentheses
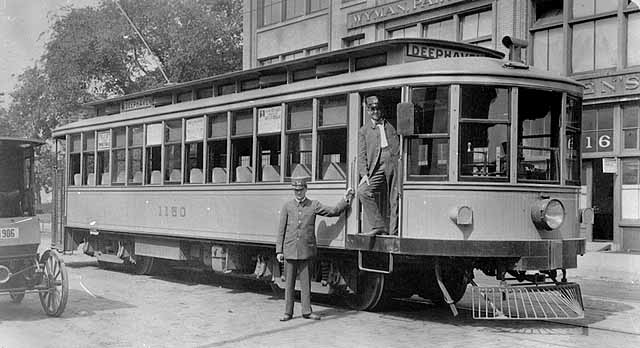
top-left (531, 198), bottom-right (565, 230)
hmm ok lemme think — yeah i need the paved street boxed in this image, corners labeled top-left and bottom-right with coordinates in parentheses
top-left (1, 232), bottom-right (639, 348)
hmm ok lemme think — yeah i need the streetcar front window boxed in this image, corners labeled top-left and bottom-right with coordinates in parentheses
top-left (407, 86), bottom-right (449, 180)
top-left (517, 89), bottom-right (561, 183)
top-left (0, 147), bottom-right (26, 217)
top-left (459, 86), bottom-right (510, 180)
top-left (565, 96), bottom-right (582, 185)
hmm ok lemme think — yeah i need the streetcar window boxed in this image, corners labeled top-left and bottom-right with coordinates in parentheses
top-left (96, 131), bottom-right (110, 186)
top-left (232, 109), bottom-right (254, 182)
top-left (185, 117), bottom-right (205, 184)
top-left (565, 96), bottom-right (582, 185)
top-left (459, 86), bottom-right (510, 180)
top-left (145, 123), bottom-right (162, 185)
top-left (233, 109), bottom-right (253, 136)
top-left (128, 126), bottom-right (143, 184)
top-left (286, 100), bottom-right (313, 179)
top-left (208, 140), bottom-right (227, 183)
top-left (177, 91), bottom-right (192, 103)
top-left (165, 120), bottom-right (183, 184)
top-left (517, 89), bottom-right (561, 183)
top-left (112, 128), bottom-right (125, 185)
top-left (407, 86), bottom-right (450, 180)
top-left (69, 134), bottom-right (81, 186)
top-left (208, 113), bottom-right (228, 184)
top-left (232, 138), bottom-right (253, 183)
top-left (83, 132), bottom-right (96, 185)
top-left (257, 105), bottom-right (282, 182)
top-left (318, 128), bottom-right (347, 181)
top-left (258, 135), bottom-right (281, 182)
top-left (317, 95), bottom-right (348, 181)
top-left (0, 147), bottom-right (24, 217)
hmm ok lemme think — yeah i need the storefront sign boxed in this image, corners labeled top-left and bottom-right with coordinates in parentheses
top-left (407, 43), bottom-right (481, 59)
top-left (258, 106), bottom-right (282, 134)
top-left (581, 73), bottom-right (640, 100)
top-left (602, 158), bottom-right (617, 173)
top-left (347, 0), bottom-right (467, 29)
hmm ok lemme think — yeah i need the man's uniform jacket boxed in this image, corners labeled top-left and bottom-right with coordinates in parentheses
top-left (276, 198), bottom-right (348, 260)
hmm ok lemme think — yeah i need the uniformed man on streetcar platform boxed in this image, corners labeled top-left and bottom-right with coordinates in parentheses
top-left (358, 95), bottom-right (401, 237)
top-left (276, 177), bottom-right (354, 321)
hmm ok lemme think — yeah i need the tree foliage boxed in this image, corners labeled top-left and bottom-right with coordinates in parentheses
top-left (3, 0), bottom-right (243, 197)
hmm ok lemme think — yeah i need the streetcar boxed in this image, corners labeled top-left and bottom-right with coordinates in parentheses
top-left (0, 137), bottom-right (68, 316)
top-left (51, 38), bottom-right (590, 319)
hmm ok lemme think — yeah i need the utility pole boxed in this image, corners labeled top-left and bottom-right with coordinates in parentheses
top-left (115, 0), bottom-right (171, 84)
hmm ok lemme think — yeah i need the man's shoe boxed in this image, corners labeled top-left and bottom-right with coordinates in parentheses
top-left (280, 314), bottom-right (293, 322)
top-left (302, 313), bottom-right (321, 320)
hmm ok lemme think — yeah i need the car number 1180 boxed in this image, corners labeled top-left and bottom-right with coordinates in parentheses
top-left (0, 227), bottom-right (19, 239)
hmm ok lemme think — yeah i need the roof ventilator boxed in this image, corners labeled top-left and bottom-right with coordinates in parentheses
top-left (502, 36), bottom-right (529, 70)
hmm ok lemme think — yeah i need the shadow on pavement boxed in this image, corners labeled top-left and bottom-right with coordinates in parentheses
top-left (0, 288), bottom-right (135, 322)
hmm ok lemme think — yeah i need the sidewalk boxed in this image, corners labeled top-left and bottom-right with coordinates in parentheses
top-left (569, 250), bottom-right (640, 284)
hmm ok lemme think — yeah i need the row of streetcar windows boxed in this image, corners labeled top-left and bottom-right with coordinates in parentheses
top-left (405, 85), bottom-right (580, 185)
top-left (68, 85), bottom-right (581, 187)
top-left (68, 95), bottom-right (348, 186)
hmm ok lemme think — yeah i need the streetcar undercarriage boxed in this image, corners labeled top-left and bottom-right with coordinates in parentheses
top-left (66, 228), bottom-right (585, 319)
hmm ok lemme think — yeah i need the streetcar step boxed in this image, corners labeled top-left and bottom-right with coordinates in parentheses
top-left (471, 283), bottom-right (584, 320)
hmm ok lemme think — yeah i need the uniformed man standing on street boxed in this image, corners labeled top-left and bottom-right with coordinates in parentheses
top-left (276, 177), bottom-right (354, 321)
top-left (358, 95), bottom-right (401, 236)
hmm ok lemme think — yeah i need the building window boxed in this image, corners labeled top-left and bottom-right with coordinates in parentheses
top-left (461, 9), bottom-right (492, 46)
top-left (582, 106), bottom-right (614, 153)
top-left (628, 12), bottom-right (640, 67)
top-left (259, 0), bottom-right (282, 27)
top-left (621, 158), bottom-right (640, 220)
top-left (309, 0), bottom-right (329, 13)
top-left (573, 0), bottom-right (617, 18)
top-left (388, 26), bottom-right (418, 39)
top-left (459, 86), bottom-right (510, 180)
top-left (572, 17), bottom-right (617, 73)
top-left (285, 0), bottom-right (305, 20)
top-left (533, 0), bottom-right (563, 25)
top-left (343, 33), bottom-right (364, 48)
top-left (407, 86), bottom-right (450, 181)
top-left (423, 18), bottom-right (456, 41)
top-left (532, 27), bottom-right (564, 73)
top-left (623, 104), bottom-right (640, 150)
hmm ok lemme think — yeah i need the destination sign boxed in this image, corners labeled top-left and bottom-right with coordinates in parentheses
top-left (407, 43), bottom-right (482, 59)
top-left (347, 0), bottom-right (467, 29)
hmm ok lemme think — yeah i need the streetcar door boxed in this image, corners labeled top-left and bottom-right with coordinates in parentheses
top-left (356, 89), bottom-right (402, 234)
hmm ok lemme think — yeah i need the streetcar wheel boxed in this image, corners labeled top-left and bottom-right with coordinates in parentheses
top-left (343, 271), bottom-right (387, 311)
top-left (39, 250), bottom-right (69, 317)
top-left (9, 291), bottom-right (25, 303)
top-left (133, 256), bottom-right (155, 275)
top-left (418, 267), bottom-right (470, 305)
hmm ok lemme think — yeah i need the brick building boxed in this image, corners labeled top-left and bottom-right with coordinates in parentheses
top-left (242, 0), bottom-right (640, 252)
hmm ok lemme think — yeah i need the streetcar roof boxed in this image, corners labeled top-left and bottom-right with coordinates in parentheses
top-left (83, 38), bottom-right (504, 108)
top-left (53, 40), bottom-right (584, 136)
top-left (0, 137), bottom-right (45, 148)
